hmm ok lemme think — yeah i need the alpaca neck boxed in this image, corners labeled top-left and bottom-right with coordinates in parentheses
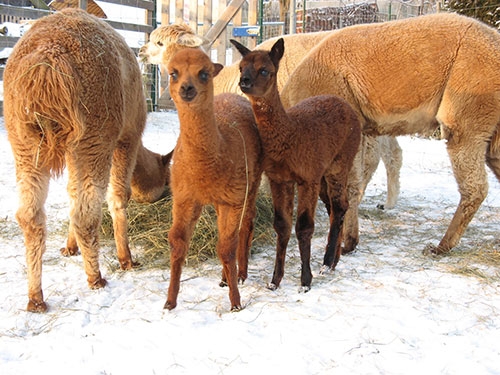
top-left (177, 105), bottom-right (221, 161)
top-left (249, 86), bottom-right (294, 161)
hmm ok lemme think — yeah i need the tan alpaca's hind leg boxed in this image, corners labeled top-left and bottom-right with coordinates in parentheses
top-left (107, 139), bottom-right (140, 270)
top-left (61, 166), bottom-right (79, 257)
top-left (66, 152), bottom-right (109, 290)
top-left (429, 136), bottom-right (489, 254)
top-left (359, 135), bottom-right (381, 204)
top-left (380, 136), bottom-right (402, 209)
top-left (342, 151), bottom-right (362, 254)
top-left (15, 165), bottom-right (51, 312)
top-left (165, 200), bottom-right (202, 310)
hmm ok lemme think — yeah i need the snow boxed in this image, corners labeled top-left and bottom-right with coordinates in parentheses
top-left (1, 112), bottom-right (500, 375)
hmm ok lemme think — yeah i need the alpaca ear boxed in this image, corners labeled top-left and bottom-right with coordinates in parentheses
top-left (230, 39), bottom-right (251, 57)
top-left (213, 63), bottom-right (224, 77)
top-left (270, 38), bottom-right (285, 67)
top-left (162, 149), bottom-right (174, 166)
top-left (177, 33), bottom-right (207, 47)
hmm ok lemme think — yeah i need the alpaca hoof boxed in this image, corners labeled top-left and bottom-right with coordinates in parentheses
top-left (231, 304), bottom-right (243, 312)
top-left (27, 299), bottom-right (48, 313)
top-left (299, 285), bottom-right (311, 293)
top-left (89, 277), bottom-right (107, 289)
top-left (238, 275), bottom-right (247, 285)
top-left (423, 244), bottom-right (448, 256)
top-left (267, 283), bottom-right (278, 291)
top-left (119, 259), bottom-right (134, 270)
top-left (164, 300), bottom-right (176, 310)
top-left (60, 246), bottom-right (79, 257)
top-left (219, 280), bottom-right (228, 288)
top-left (319, 265), bottom-right (332, 275)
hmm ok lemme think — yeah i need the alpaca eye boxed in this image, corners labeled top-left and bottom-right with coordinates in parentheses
top-left (260, 69), bottom-right (269, 77)
top-left (156, 41), bottom-right (163, 47)
top-left (199, 71), bottom-right (209, 82)
top-left (170, 71), bottom-right (178, 81)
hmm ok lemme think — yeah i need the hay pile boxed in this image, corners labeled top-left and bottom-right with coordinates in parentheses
top-left (100, 192), bottom-right (275, 270)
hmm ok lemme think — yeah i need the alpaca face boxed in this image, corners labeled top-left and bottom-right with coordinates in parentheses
top-left (138, 24), bottom-right (205, 65)
top-left (168, 49), bottom-right (222, 104)
top-left (230, 38), bottom-right (284, 98)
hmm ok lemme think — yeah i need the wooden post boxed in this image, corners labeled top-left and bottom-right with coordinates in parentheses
top-left (78, 0), bottom-right (88, 12)
top-left (203, 0), bottom-right (246, 47)
top-left (175, 0), bottom-right (183, 23)
top-left (203, 0), bottom-right (213, 36)
top-left (161, 0), bottom-right (170, 25)
top-left (247, 0), bottom-right (257, 49)
top-left (231, 4), bottom-right (243, 63)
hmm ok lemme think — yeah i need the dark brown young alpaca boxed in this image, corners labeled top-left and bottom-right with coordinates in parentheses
top-left (231, 38), bottom-right (361, 291)
top-left (165, 48), bottom-right (263, 311)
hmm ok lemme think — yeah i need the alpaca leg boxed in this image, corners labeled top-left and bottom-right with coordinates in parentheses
top-left (380, 136), bottom-right (402, 209)
top-left (486, 148), bottom-right (500, 180)
top-left (216, 204), bottom-right (244, 311)
top-left (61, 168), bottom-right (79, 256)
top-left (430, 136), bottom-right (489, 254)
top-left (165, 200), bottom-right (202, 310)
top-left (268, 180), bottom-right (295, 290)
top-left (106, 139), bottom-right (139, 270)
top-left (295, 183), bottom-right (321, 291)
top-left (15, 165), bottom-right (50, 312)
top-left (66, 154), bottom-right (109, 290)
top-left (319, 177), bottom-right (331, 215)
top-left (321, 174), bottom-right (349, 272)
top-left (235, 180), bottom-right (261, 284)
top-left (359, 135), bottom-right (381, 203)
top-left (342, 150), bottom-right (362, 254)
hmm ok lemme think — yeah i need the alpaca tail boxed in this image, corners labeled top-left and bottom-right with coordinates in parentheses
top-left (6, 50), bottom-right (84, 176)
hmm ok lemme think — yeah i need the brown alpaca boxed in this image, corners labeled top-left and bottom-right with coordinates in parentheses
top-left (130, 144), bottom-right (173, 204)
top-left (231, 39), bottom-right (361, 290)
top-left (3, 9), bottom-right (147, 312)
top-left (281, 13), bottom-right (500, 255)
top-left (61, 144), bottom-right (173, 257)
top-left (165, 48), bottom-right (263, 311)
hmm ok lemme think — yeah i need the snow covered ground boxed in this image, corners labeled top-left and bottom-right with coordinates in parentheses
top-left (0, 112), bottom-right (499, 375)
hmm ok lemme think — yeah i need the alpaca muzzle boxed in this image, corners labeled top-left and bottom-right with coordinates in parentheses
top-left (180, 83), bottom-right (197, 102)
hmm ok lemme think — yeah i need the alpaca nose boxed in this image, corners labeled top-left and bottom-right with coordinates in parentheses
top-left (180, 83), bottom-right (197, 102)
top-left (239, 76), bottom-right (252, 91)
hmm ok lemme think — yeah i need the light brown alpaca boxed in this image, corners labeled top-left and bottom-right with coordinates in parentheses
top-left (281, 13), bottom-right (500, 255)
top-left (231, 39), bottom-right (361, 290)
top-left (3, 9), bottom-right (147, 312)
top-left (138, 24), bottom-right (402, 211)
top-left (165, 48), bottom-right (263, 311)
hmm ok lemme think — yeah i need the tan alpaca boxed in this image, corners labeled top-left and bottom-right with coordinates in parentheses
top-left (231, 38), bottom-right (361, 290)
top-left (138, 25), bottom-right (402, 210)
top-left (3, 9), bottom-right (147, 312)
top-left (281, 12), bottom-right (500, 254)
top-left (165, 48), bottom-right (263, 311)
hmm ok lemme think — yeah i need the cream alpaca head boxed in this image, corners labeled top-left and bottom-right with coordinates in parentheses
top-left (139, 23), bottom-right (207, 66)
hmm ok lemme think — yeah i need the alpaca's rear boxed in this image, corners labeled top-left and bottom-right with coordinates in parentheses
top-left (3, 9), bottom-right (146, 312)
